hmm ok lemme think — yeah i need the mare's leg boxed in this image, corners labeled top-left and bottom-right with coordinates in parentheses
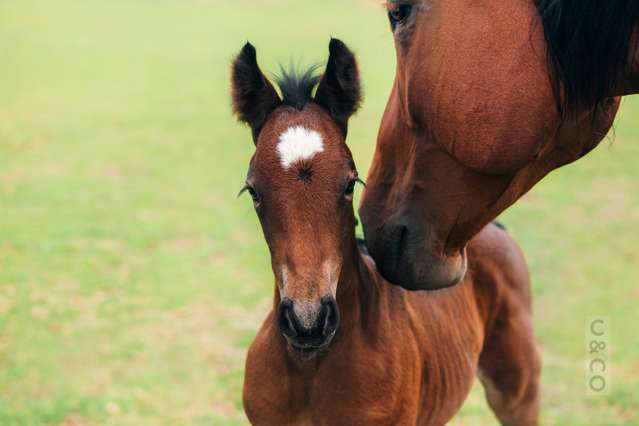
top-left (468, 224), bottom-right (541, 426)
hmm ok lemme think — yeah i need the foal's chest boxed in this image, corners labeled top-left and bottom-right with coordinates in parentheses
top-left (243, 305), bottom-right (483, 426)
top-left (243, 338), bottom-right (453, 426)
top-left (245, 366), bottom-right (422, 426)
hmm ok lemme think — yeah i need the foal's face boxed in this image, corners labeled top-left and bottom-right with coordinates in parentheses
top-left (231, 39), bottom-right (362, 354)
top-left (247, 106), bottom-right (359, 351)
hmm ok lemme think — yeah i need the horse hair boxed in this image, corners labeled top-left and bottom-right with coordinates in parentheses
top-left (535, 0), bottom-right (639, 118)
top-left (275, 64), bottom-right (321, 110)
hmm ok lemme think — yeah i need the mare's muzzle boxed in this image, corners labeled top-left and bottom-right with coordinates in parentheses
top-left (277, 296), bottom-right (340, 352)
top-left (365, 221), bottom-right (467, 291)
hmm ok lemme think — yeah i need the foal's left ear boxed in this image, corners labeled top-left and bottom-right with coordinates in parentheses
top-left (315, 39), bottom-right (362, 137)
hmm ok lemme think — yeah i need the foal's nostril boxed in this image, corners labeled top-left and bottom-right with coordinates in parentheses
top-left (277, 298), bottom-right (297, 338)
top-left (320, 296), bottom-right (340, 336)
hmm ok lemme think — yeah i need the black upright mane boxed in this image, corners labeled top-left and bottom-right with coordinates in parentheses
top-left (275, 65), bottom-right (321, 110)
top-left (535, 0), bottom-right (639, 118)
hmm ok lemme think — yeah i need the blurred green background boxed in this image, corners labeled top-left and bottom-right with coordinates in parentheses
top-left (0, 0), bottom-right (637, 425)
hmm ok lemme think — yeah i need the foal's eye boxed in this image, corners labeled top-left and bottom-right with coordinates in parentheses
top-left (239, 184), bottom-right (261, 206)
top-left (344, 180), bottom-right (357, 198)
top-left (344, 177), bottom-right (365, 200)
top-left (388, 4), bottom-right (413, 30)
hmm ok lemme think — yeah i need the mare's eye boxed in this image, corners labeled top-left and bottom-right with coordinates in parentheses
top-left (239, 183), bottom-right (261, 206)
top-left (388, 4), bottom-right (412, 30)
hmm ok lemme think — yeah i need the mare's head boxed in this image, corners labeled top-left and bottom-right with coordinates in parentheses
top-left (359, 0), bottom-right (637, 290)
top-left (231, 39), bottom-right (362, 355)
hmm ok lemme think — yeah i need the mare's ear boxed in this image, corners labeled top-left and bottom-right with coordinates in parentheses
top-left (231, 43), bottom-right (281, 143)
top-left (314, 38), bottom-right (362, 137)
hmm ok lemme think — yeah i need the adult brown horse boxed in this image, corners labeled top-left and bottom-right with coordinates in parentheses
top-left (360, 1), bottom-right (639, 290)
top-left (232, 39), bottom-right (540, 425)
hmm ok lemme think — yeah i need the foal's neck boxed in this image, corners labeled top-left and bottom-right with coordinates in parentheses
top-left (331, 234), bottom-right (383, 337)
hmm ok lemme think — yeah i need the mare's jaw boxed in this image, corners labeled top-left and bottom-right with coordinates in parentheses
top-left (372, 242), bottom-right (467, 291)
top-left (391, 249), bottom-right (467, 291)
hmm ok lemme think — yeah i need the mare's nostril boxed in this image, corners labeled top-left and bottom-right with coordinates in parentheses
top-left (394, 225), bottom-right (409, 259)
top-left (380, 224), bottom-right (409, 276)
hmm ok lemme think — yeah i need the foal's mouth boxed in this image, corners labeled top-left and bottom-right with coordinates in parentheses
top-left (286, 330), bottom-right (337, 355)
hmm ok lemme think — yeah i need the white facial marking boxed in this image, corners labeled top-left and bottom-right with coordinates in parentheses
top-left (276, 126), bottom-right (324, 169)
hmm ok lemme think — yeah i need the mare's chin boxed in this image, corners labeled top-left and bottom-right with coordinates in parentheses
top-left (380, 247), bottom-right (468, 291)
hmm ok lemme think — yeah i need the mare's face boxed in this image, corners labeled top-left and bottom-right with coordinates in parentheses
top-left (360, 0), bottom-right (562, 290)
top-left (231, 39), bottom-right (362, 354)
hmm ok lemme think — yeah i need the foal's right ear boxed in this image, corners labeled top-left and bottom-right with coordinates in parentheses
top-left (231, 43), bottom-right (282, 143)
top-left (315, 39), bottom-right (362, 137)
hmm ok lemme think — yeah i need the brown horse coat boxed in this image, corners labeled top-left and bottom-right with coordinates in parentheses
top-left (360, 0), bottom-right (638, 291)
top-left (243, 225), bottom-right (540, 426)
top-left (231, 39), bottom-right (540, 426)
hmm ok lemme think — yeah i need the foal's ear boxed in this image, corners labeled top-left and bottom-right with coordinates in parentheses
top-left (315, 39), bottom-right (362, 136)
top-left (231, 43), bottom-right (282, 143)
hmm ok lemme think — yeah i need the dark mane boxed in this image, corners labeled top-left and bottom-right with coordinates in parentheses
top-left (535, 0), bottom-right (639, 118)
top-left (275, 64), bottom-right (321, 110)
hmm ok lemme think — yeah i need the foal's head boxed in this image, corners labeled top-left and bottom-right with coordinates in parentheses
top-left (231, 39), bottom-right (362, 354)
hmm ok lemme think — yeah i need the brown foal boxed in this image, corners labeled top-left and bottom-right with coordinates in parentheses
top-left (231, 39), bottom-right (540, 426)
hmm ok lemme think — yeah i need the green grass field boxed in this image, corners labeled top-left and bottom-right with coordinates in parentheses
top-left (1, 1), bottom-right (637, 425)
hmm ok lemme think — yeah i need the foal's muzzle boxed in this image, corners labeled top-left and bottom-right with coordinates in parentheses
top-left (277, 296), bottom-right (340, 353)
